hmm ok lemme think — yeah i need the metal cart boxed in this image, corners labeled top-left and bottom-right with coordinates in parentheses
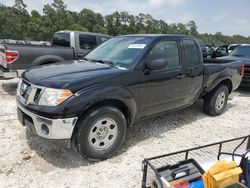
top-left (142, 135), bottom-right (250, 188)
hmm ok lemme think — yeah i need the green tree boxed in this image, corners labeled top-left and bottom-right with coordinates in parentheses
top-left (1, 0), bottom-right (250, 45)
top-left (13, 0), bottom-right (28, 14)
top-left (187, 20), bottom-right (198, 37)
top-left (0, 4), bottom-right (28, 40)
top-left (26, 10), bottom-right (46, 40)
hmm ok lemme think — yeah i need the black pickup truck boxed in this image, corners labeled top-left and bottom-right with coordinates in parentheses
top-left (16, 34), bottom-right (243, 161)
top-left (218, 45), bottom-right (250, 87)
top-left (0, 31), bottom-right (110, 78)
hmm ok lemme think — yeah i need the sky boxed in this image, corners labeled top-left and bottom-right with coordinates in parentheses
top-left (1, 0), bottom-right (250, 37)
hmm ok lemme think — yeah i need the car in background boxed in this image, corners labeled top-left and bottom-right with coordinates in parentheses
top-left (228, 44), bottom-right (241, 53)
top-left (228, 44), bottom-right (250, 54)
top-left (218, 45), bottom-right (250, 87)
top-left (0, 31), bottom-right (111, 78)
top-left (201, 44), bottom-right (228, 59)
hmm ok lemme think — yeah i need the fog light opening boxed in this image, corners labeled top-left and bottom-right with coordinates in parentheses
top-left (41, 124), bottom-right (49, 135)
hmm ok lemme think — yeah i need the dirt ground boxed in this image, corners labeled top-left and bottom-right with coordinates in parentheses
top-left (0, 78), bottom-right (250, 188)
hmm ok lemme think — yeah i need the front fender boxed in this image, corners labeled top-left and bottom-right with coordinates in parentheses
top-left (75, 84), bottom-right (137, 123)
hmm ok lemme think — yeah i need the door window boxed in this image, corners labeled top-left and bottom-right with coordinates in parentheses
top-left (146, 40), bottom-right (180, 70)
top-left (79, 35), bottom-right (97, 50)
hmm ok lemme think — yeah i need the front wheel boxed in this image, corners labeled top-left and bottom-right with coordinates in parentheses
top-left (73, 106), bottom-right (127, 161)
top-left (204, 85), bottom-right (229, 116)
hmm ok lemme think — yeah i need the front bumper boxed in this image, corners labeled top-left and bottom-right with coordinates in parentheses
top-left (17, 101), bottom-right (78, 139)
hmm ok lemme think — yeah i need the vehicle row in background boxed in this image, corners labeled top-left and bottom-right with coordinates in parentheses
top-left (201, 44), bottom-right (228, 59)
top-left (228, 44), bottom-right (249, 53)
top-left (201, 43), bottom-right (250, 60)
top-left (0, 31), bottom-right (111, 78)
top-left (0, 39), bottom-right (50, 46)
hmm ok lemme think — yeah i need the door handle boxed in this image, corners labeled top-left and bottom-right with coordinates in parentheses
top-left (176, 74), bottom-right (186, 79)
top-left (78, 53), bottom-right (84, 58)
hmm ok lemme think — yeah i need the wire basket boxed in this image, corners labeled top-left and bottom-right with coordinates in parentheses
top-left (141, 135), bottom-right (250, 188)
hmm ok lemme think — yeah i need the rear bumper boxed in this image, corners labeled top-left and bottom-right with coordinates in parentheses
top-left (0, 66), bottom-right (24, 78)
top-left (17, 100), bottom-right (78, 139)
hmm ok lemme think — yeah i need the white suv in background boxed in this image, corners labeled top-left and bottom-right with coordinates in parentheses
top-left (228, 44), bottom-right (249, 53)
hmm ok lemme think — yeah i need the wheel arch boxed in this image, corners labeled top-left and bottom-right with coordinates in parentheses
top-left (80, 99), bottom-right (133, 126)
top-left (31, 55), bottom-right (65, 66)
top-left (204, 78), bottom-right (233, 96)
top-left (220, 79), bottom-right (233, 94)
top-left (71, 98), bottom-right (134, 140)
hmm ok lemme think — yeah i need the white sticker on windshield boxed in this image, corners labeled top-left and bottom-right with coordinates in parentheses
top-left (128, 44), bottom-right (146, 49)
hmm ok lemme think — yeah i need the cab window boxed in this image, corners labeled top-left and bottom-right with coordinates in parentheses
top-left (145, 40), bottom-right (180, 70)
top-left (79, 35), bottom-right (97, 50)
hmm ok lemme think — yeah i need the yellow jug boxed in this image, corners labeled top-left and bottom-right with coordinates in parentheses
top-left (202, 160), bottom-right (242, 188)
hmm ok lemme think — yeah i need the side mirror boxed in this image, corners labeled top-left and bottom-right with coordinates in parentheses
top-left (148, 59), bottom-right (168, 71)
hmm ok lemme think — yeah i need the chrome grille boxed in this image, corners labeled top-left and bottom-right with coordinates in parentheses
top-left (20, 80), bottom-right (30, 99)
top-left (33, 89), bottom-right (42, 103)
top-left (17, 79), bottom-right (44, 105)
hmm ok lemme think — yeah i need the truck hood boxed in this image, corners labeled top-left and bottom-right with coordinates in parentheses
top-left (22, 60), bottom-right (126, 91)
top-left (218, 56), bottom-right (250, 65)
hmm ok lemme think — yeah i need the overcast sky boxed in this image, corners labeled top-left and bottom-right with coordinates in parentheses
top-left (1, 0), bottom-right (250, 37)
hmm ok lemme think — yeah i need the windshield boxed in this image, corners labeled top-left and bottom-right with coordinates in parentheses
top-left (230, 46), bottom-right (250, 58)
top-left (85, 36), bottom-right (152, 68)
top-left (228, 45), bottom-right (240, 51)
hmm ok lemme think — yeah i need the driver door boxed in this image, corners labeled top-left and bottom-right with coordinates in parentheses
top-left (139, 39), bottom-right (187, 117)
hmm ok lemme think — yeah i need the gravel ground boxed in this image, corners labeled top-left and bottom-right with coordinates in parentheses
top-left (0, 78), bottom-right (250, 188)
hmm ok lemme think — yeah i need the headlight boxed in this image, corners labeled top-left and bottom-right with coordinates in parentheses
top-left (38, 88), bottom-right (73, 106)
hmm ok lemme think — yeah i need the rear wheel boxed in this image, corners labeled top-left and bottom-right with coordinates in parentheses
top-left (204, 85), bottom-right (229, 116)
top-left (73, 106), bottom-right (127, 161)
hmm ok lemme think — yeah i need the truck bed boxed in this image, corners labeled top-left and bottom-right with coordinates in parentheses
top-left (0, 43), bottom-right (75, 71)
top-left (203, 58), bottom-right (235, 64)
top-left (202, 59), bottom-right (243, 94)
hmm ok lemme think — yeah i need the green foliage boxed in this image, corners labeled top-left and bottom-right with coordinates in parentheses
top-left (0, 0), bottom-right (250, 46)
top-left (66, 23), bottom-right (88, 32)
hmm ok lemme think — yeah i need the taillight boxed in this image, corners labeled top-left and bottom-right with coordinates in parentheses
top-left (5, 50), bottom-right (19, 64)
top-left (241, 64), bottom-right (245, 77)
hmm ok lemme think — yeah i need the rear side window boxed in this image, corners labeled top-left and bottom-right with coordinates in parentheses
top-left (183, 40), bottom-right (200, 66)
top-left (52, 33), bottom-right (70, 47)
top-left (79, 35), bottom-right (97, 50)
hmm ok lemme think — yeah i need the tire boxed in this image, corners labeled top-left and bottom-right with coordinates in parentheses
top-left (204, 85), bottom-right (229, 116)
top-left (73, 106), bottom-right (127, 161)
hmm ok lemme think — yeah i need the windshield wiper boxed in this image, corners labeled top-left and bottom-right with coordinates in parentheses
top-left (90, 59), bottom-right (116, 67)
top-left (82, 57), bottom-right (89, 61)
top-left (91, 59), bottom-right (106, 64)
